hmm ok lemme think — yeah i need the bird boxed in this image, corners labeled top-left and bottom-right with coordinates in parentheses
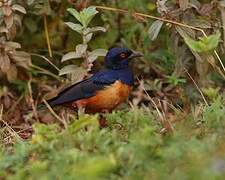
top-left (45, 47), bottom-right (143, 114)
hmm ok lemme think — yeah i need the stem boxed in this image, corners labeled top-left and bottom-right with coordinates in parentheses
top-left (44, 15), bottom-right (53, 58)
top-left (184, 68), bottom-right (209, 106)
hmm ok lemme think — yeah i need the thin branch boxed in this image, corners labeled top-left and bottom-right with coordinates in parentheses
top-left (184, 68), bottom-right (209, 106)
top-left (95, 5), bottom-right (225, 75)
top-left (28, 81), bottom-right (39, 121)
top-left (43, 99), bottom-right (67, 127)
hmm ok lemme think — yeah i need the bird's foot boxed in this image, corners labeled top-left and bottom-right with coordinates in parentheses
top-left (98, 117), bottom-right (108, 128)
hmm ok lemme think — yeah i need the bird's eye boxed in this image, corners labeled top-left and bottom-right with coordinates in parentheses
top-left (120, 53), bottom-right (127, 59)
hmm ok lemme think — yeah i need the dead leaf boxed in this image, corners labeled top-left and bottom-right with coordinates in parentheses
top-left (2, 5), bottom-right (12, 16)
top-left (198, 3), bottom-right (214, 16)
top-left (0, 54), bottom-right (11, 73)
top-left (11, 51), bottom-right (31, 69)
top-left (6, 65), bottom-right (18, 82)
top-left (179, 0), bottom-right (189, 11)
top-left (4, 14), bottom-right (14, 29)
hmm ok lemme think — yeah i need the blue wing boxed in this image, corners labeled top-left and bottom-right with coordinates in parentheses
top-left (47, 70), bottom-right (119, 106)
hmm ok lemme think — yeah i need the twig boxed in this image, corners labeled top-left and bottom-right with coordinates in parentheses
top-left (3, 126), bottom-right (32, 142)
top-left (135, 79), bottom-right (165, 124)
top-left (42, 99), bottom-right (67, 127)
top-left (0, 105), bottom-right (22, 141)
top-left (28, 80), bottom-right (39, 121)
top-left (44, 15), bottom-right (53, 58)
top-left (184, 68), bottom-right (209, 106)
top-left (5, 93), bottom-right (24, 115)
top-left (95, 5), bottom-right (225, 75)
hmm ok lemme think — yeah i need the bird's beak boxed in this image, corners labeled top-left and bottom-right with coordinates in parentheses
top-left (128, 51), bottom-right (143, 59)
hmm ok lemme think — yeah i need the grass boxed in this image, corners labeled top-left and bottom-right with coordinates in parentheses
top-left (0, 96), bottom-right (225, 179)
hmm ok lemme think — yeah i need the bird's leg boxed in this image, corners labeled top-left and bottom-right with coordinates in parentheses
top-left (77, 107), bottom-right (86, 121)
top-left (72, 100), bottom-right (86, 120)
top-left (98, 109), bottom-right (109, 128)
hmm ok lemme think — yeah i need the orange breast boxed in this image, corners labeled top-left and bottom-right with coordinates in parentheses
top-left (72, 81), bottom-right (131, 113)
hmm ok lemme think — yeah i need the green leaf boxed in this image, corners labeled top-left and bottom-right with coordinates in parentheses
top-left (199, 32), bottom-right (221, 51)
top-left (89, 49), bottom-right (108, 57)
top-left (59, 65), bottom-right (79, 76)
top-left (89, 26), bottom-right (106, 33)
top-left (184, 31), bottom-right (221, 53)
top-left (65, 22), bottom-right (83, 34)
top-left (67, 8), bottom-right (81, 23)
top-left (79, 6), bottom-right (98, 27)
top-left (148, 20), bottom-right (164, 41)
top-left (83, 33), bottom-right (93, 44)
top-left (76, 44), bottom-right (88, 56)
top-left (61, 52), bottom-right (81, 62)
top-left (12, 4), bottom-right (26, 14)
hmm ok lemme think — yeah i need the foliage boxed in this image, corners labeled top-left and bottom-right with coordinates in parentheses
top-left (0, 97), bottom-right (225, 179)
top-left (0, 0), bottom-right (30, 82)
top-left (0, 0), bottom-right (225, 179)
top-left (60, 6), bottom-right (107, 82)
top-left (184, 31), bottom-right (221, 53)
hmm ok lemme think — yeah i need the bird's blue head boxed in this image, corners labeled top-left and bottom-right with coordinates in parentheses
top-left (105, 47), bottom-right (143, 70)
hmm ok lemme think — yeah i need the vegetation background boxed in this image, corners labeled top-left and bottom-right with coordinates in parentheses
top-left (0, 0), bottom-right (225, 179)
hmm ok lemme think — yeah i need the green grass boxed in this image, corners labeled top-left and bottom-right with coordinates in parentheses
top-left (0, 97), bottom-right (225, 180)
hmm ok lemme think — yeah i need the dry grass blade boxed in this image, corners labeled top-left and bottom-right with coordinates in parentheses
top-left (136, 79), bottom-right (174, 132)
top-left (30, 53), bottom-right (60, 72)
top-left (184, 68), bottom-right (209, 106)
top-left (42, 99), bottom-right (67, 128)
top-left (31, 64), bottom-right (61, 80)
top-left (28, 80), bottom-right (39, 122)
top-left (0, 105), bottom-right (22, 142)
top-left (44, 15), bottom-right (53, 58)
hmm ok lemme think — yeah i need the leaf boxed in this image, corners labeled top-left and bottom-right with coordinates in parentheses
top-left (0, 54), bottom-right (11, 73)
top-left (189, 18), bottom-right (211, 29)
top-left (0, 26), bottom-right (8, 33)
top-left (219, 0), bottom-right (225, 7)
top-left (59, 65), bottom-right (80, 76)
top-left (11, 51), bottom-right (31, 69)
top-left (76, 44), bottom-right (87, 56)
top-left (89, 26), bottom-right (106, 33)
top-left (189, 0), bottom-right (201, 10)
top-left (148, 20), bottom-right (164, 41)
top-left (5, 41), bottom-right (21, 50)
top-left (83, 33), bottom-right (93, 44)
top-left (89, 49), bottom-right (108, 57)
top-left (184, 32), bottom-right (221, 53)
top-left (71, 67), bottom-right (87, 82)
top-left (79, 6), bottom-right (98, 27)
top-left (67, 8), bottom-right (81, 23)
top-left (61, 52), bottom-right (81, 62)
top-left (12, 4), bottom-right (26, 14)
top-left (27, 0), bottom-right (35, 5)
top-left (87, 54), bottom-right (98, 63)
top-left (6, 65), bottom-right (18, 82)
top-left (175, 25), bottom-right (195, 39)
top-left (2, 6), bottom-right (12, 16)
top-left (179, 0), bottom-right (189, 11)
top-left (65, 22), bottom-right (83, 34)
top-left (4, 14), bottom-right (14, 29)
